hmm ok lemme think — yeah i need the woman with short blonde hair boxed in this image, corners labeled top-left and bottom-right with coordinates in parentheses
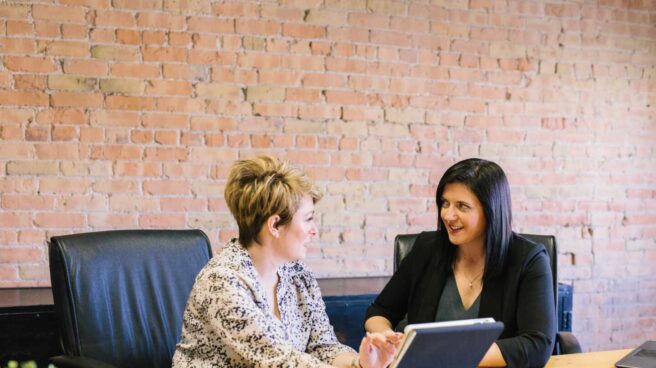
top-left (173, 156), bottom-right (396, 368)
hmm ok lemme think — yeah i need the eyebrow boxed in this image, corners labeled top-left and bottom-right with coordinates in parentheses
top-left (441, 198), bottom-right (472, 206)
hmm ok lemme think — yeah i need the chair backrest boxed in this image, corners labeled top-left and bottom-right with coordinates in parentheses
top-left (49, 229), bottom-right (212, 368)
top-left (393, 232), bottom-right (558, 309)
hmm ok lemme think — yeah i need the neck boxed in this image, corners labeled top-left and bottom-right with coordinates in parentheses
top-left (246, 240), bottom-right (283, 286)
top-left (455, 241), bottom-right (486, 267)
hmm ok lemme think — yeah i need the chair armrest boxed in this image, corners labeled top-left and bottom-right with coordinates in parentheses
top-left (557, 331), bottom-right (582, 354)
top-left (50, 355), bottom-right (118, 368)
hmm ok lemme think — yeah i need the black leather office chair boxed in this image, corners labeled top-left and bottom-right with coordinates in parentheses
top-left (48, 229), bottom-right (213, 368)
top-left (394, 232), bottom-right (582, 355)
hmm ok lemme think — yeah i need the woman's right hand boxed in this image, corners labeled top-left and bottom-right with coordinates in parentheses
top-left (358, 331), bottom-right (405, 368)
top-left (367, 330), bottom-right (404, 349)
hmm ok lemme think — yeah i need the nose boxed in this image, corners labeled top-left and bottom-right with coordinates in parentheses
top-left (442, 206), bottom-right (456, 222)
top-left (309, 221), bottom-right (318, 237)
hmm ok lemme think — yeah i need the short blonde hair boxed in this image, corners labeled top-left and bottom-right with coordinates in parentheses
top-left (224, 155), bottom-right (322, 247)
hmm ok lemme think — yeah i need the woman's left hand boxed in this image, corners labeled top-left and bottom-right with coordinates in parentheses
top-left (358, 332), bottom-right (398, 368)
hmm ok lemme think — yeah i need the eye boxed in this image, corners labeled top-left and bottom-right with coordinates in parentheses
top-left (441, 199), bottom-right (449, 208)
top-left (457, 203), bottom-right (470, 210)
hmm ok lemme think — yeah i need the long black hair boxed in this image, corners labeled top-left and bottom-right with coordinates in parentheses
top-left (435, 158), bottom-right (513, 282)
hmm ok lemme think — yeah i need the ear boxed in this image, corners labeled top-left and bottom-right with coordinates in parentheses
top-left (266, 214), bottom-right (281, 238)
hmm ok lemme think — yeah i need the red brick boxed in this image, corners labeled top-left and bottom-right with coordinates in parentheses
top-left (187, 17), bottom-right (234, 33)
top-left (169, 32), bottom-right (192, 47)
top-left (143, 147), bottom-right (188, 161)
top-left (14, 75), bottom-right (45, 91)
top-left (137, 12), bottom-right (185, 29)
top-left (90, 28), bottom-right (114, 42)
top-left (35, 213), bottom-right (85, 228)
top-left (212, 2), bottom-right (259, 17)
top-left (325, 90), bottom-right (367, 105)
top-left (0, 4), bottom-right (30, 18)
top-left (327, 26), bottom-right (369, 43)
top-left (88, 213), bottom-right (137, 228)
top-left (144, 80), bottom-right (192, 96)
top-left (325, 57), bottom-right (366, 73)
top-left (4, 56), bottom-right (58, 73)
top-left (143, 31), bottom-right (166, 44)
top-left (34, 21), bottom-right (61, 37)
top-left (235, 19), bottom-right (280, 35)
top-left (0, 179), bottom-right (37, 198)
top-left (3, 194), bottom-right (55, 210)
top-left (163, 163), bottom-right (209, 178)
top-left (7, 20), bottom-right (33, 35)
top-left (51, 92), bottom-right (103, 108)
top-left (44, 41), bottom-right (89, 57)
top-left (78, 127), bottom-right (102, 142)
top-left (282, 55), bottom-right (325, 71)
top-left (25, 127), bottom-right (49, 141)
top-left (371, 30), bottom-right (412, 46)
top-left (90, 110), bottom-right (139, 127)
top-left (302, 73), bottom-right (346, 88)
top-left (106, 96), bottom-right (155, 110)
top-left (62, 23), bottom-right (89, 39)
top-left (33, 4), bottom-right (87, 22)
top-left (155, 97), bottom-right (205, 113)
top-left (0, 91), bottom-right (49, 107)
top-left (64, 60), bottom-right (109, 76)
top-left (160, 198), bottom-right (207, 212)
top-left (92, 179), bottom-right (139, 194)
top-left (115, 29), bottom-right (140, 44)
top-left (0, 249), bottom-right (43, 263)
top-left (142, 46), bottom-right (186, 62)
top-left (35, 143), bottom-right (80, 159)
top-left (0, 38), bottom-right (36, 53)
top-left (283, 23), bottom-right (326, 38)
top-left (0, 125), bottom-right (23, 140)
top-left (139, 214), bottom-right (186, 228)
top-left (110, 63), bottom-right (160, 78)
top-left (90, 145), bottom-right (141, 160)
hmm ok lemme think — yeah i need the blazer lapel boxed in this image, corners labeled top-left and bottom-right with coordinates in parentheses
top-left (412, 250), bottom-right (447, 323)
top-left (479, 275), bottom-right (504, 321)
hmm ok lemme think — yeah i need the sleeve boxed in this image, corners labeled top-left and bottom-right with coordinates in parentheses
top-left (301, 272), bottom-right (356, 362)
top-left (364, 235), bottom-right (425, 328)
top-left (496, 250), bottom-right (557, 368)
top-left (194, 270), bottom-right (333, 368)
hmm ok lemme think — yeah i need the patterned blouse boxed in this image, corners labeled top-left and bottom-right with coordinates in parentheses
top-left (172, 239), bottom-right (355, 368)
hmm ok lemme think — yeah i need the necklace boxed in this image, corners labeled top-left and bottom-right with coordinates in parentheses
top-left (465, 270), bottom-right (483, 288)
top-left (454, 264), bottom-right (484, 288)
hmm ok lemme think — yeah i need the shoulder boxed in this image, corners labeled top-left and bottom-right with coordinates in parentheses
top-left (193, 240), bottom-right (255, 293)
top-left (506, 233), bottom-right (549, 268)
top-left (284, 261), bottom-right (320, 292)
top-left (412, 231), bottom-right (441, 254)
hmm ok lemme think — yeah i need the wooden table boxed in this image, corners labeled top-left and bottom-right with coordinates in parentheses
top-left (546, 349), bottom-right (632, 368)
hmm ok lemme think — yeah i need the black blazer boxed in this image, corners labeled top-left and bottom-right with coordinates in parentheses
top-left (366, 231), bottom-right (556, 368)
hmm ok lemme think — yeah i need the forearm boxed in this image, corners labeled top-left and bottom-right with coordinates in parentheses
top-left (364, 316), bottom-right (394, 333)
top-left (332, 352), bottom-right (359, 368)
top-left (478, 343), bottom-right (506, 367)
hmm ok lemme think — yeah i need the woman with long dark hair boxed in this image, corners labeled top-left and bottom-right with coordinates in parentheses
top-left (365, 158), bottom-right (556, 367)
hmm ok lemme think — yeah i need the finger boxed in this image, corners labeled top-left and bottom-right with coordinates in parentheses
top-left (367, 332), bottom-right (388, 346)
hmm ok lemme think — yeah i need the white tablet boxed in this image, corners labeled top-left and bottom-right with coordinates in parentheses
top-left (390, 318), bottom-right (504, 368)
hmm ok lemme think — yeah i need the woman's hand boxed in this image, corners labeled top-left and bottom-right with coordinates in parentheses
top-left (358, 331), bottom-right (403, 368)
top-left (367, 330), bottom-right (404, 348)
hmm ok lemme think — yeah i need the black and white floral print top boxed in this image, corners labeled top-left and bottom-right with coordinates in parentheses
top-left (172, 239), bottom-right (355, 367)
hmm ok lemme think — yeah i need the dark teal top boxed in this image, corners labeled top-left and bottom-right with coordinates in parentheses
top-left (434, 272), bottom-right (480, 321)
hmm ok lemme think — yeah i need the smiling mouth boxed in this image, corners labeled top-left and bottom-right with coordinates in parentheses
top-left (447, 224), bottom-right (463, 232)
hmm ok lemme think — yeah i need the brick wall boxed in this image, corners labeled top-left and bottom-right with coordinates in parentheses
top-left (1, 0), bottom-right (654, 352)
